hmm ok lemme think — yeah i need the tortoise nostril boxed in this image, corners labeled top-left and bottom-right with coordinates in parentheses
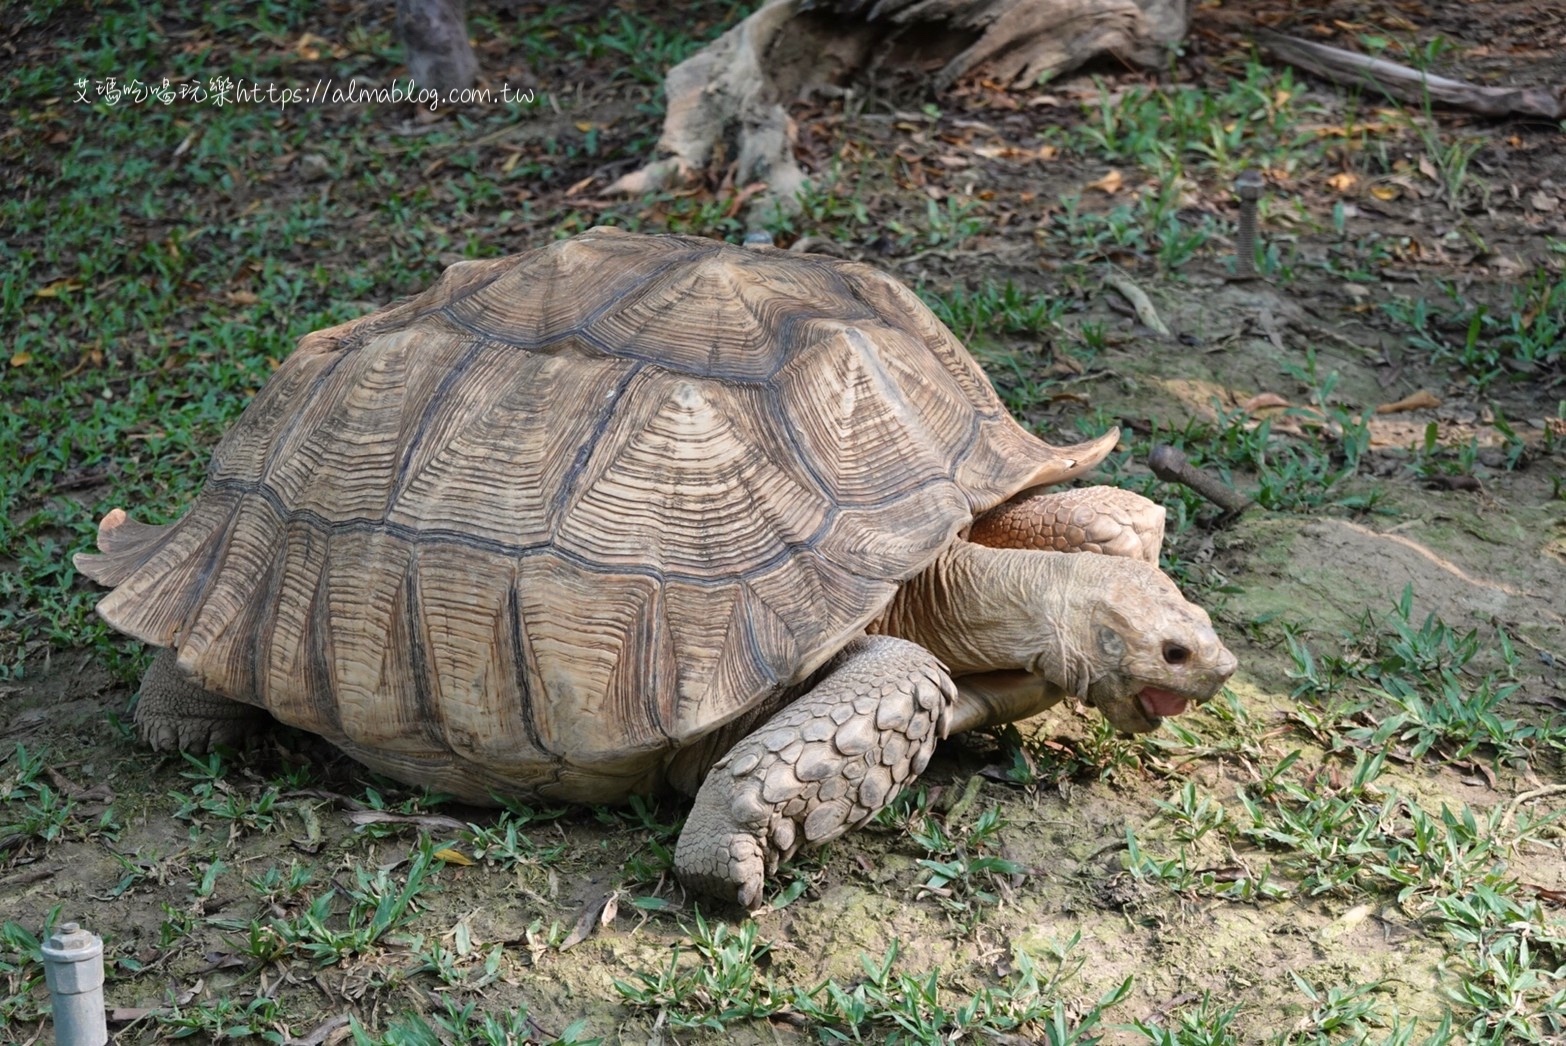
top-left (1163, 643), bottom-right (1190, 666)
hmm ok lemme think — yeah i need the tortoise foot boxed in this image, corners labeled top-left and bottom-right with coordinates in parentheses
top-left (135, 648), bottom-right (268, 754)
top-left (674, 636), bottom-right (954, 908)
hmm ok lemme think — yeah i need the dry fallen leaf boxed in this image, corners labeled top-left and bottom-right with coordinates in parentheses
top-left (1376, 389), bottom-right (1441, 414)
top-left (9, 351), bottom-right (31, 367)
top-left (294, 33), bottom-right (328, 60)
top-left (433, 847), bottom-right (474, 866)
top-left (1526, 883), bottom-right (1566, 905)
top-left (1327, 172), bottom-right (1357, 192)
top-left (1241, 392), bottom-right (1291, 414)
top-left (34, 277), bottom-right (83, 298)
top-left (1370, 184), bottom-right (1400, 201)
top-left (1086, 169), bottom-right (1124, 194)
top-left (111, 1008), bottom-right (162, 1023)
top-left (560, 892), bottom-right (617, 950)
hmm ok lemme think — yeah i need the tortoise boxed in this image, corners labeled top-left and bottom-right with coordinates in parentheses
top-left (76, 227), bottom-right (1236, 907)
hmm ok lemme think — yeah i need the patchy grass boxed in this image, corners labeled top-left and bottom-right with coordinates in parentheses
top-left (1382, 273), bottom-right (1566, 388)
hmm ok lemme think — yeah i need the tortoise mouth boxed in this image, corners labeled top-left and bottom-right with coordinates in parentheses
top-left (1137, 687), bottom-right (1191, 722)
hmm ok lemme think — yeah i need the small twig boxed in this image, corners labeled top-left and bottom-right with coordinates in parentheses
top-left (1423, 474), bottom-right (1482, 493)
top-left (1149, 443), bottom-right (1253, 516)
top-left (284, 1015), bottom-right (352, 1046)
top-left (0, 866), bottom-right (56, 889)
top-left (1103, 271), bottom-right (1170, 336)
top-left (344, 810), bottom-right (471, 832)
top-left (1080, 836), bottom-right (1129, 864)
top-left (1500, 784), bottom-right (1566, 833)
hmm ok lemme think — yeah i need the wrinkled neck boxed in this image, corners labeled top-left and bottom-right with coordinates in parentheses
top-left (869, 541), bottom-right (1081, 681)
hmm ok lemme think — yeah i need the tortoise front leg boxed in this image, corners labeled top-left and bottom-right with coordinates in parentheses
top-left (135, 647), bottom-right (268, 753)
top-left (674, 635), bottom-right (955, 908)
top-left (969, 485), bottom-right (1164, 563)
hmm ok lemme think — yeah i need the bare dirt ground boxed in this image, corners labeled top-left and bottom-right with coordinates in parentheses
top-left (2, 0), bottom-right (1564, 1042)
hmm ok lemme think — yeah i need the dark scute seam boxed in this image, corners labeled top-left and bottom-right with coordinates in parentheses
top-left (305, 531), bottom-right (343, 736)
top-left (506, 582), bottom-right (555, 758)
top-left (173, 494), bottom-right (249, 651)
top-left (546, 361), bottom-right (643, 531)
top-left (386, 340), bottom-right (486, 517)
top-left (402, 553), bottom-right (445, 750)
top-left (249, 516), bottom-right (290, 712)
top-left (250, 340), bottom-right (356, 487)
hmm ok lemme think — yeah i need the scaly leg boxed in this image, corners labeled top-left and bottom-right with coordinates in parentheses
top-left (135, 647), bottom-right (268, 753)
top-left (674, 635), bottom-right (955, 908)
top-left (968, 484), bottom-right (1164, 563)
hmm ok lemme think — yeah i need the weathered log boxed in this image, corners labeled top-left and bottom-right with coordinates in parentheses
top-left (1257, 30), bottom-right (1564, 120)
top-left (610, 0), bottom-right (1187, 206)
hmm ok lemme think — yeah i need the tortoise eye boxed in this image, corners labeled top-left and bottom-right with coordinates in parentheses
top-left (1163, 644), bottom-right (1190, 666)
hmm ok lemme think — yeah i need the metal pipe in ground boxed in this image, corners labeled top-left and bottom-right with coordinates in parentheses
top-left (42, 922), bottom-right (107, 1046)
top-left (1232, 169), bottom-right (1263, 280)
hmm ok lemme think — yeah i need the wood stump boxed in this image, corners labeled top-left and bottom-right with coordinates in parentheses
top-left (609, 0), bottom-right (1187, 208)
top-left (397, 0), bottom-right (478, 93)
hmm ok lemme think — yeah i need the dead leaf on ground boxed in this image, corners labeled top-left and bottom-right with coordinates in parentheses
top-left (560, 892), bottom-right (618, 950)
top-left (1424, 475), bottom-right (1482, 492)
top-left (46, 768), bottom-right (114, 803)
top-left (433, 846), bottom-right (475, 866)
top-left (1376, 390), bottom-right (1441, 414)
top-left (723, 181), bottom-right (770, 218)
top-left (111, 1007), bottom-right (162, 1023)
top-left (34, 277), bottom-right (83, 298)
top-left (289, 1014), bottom-right (353, 1046)
top-left (1241, 392), bottom-right (1290, 414)
top-left (1085, 169), bottom-right (1124, 193)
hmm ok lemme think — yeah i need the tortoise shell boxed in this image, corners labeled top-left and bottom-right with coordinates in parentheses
top-left (77, 228), bottom-right (1112, 800)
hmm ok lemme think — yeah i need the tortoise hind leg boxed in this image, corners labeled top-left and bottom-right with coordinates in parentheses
top-left (674, 635), bottom-right (955, 908)
top-left (135, 648), bottom-right (269, 753)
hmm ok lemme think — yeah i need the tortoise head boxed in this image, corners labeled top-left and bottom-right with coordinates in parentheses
top-left (1069, 559), bottom-right (1237, 733)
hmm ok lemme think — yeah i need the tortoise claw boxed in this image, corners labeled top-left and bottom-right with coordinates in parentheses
top-left (134, 648), bottom-right (267, 754)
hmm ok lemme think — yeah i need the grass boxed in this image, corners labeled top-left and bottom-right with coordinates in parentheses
top-left (1382, 273), bottom-right (1566, 387)
top-left (1285, 586), bottom-right (1562, 763)
top-left (1067, 66), bottom-right (1322, 179)
top-left (616, 920), bottom-right (1134, 1044)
